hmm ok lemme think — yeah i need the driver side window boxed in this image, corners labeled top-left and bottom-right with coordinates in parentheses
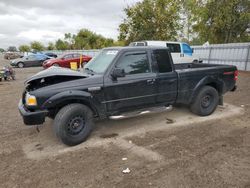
top-left (116, 51), bottom-right (150, 75)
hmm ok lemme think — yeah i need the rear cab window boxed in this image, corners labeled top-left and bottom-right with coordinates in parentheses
top-left (153, 49), bottom-right (173, 73)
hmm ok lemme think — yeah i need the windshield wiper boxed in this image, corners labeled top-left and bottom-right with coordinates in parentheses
top-left (84, 67), bottom-right (95, 75)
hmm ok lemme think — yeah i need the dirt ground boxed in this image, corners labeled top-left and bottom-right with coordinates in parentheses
top-left (0, 55), bottom-right (250, 188)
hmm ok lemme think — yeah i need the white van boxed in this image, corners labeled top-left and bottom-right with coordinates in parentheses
top-left (129, 41), bottom-right (200, 64)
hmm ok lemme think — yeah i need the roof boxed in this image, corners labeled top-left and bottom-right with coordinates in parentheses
top-left (131, 40), bottom-right (188, 44)
top-left (103, 46), bottom-right (169, 51)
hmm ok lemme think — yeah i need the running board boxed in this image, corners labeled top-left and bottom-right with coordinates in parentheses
top-left (109, 105), bottom-right (173, 120)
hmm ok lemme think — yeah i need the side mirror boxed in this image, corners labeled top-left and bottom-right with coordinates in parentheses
top-left (111, 68), bottom-right (125, 79)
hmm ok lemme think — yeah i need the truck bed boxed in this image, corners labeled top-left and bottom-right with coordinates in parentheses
top-left (174, 63), bottom-right (237, 105)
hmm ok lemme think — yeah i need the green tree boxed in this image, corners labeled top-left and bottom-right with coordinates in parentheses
top-left (113, 40), bottom-right (125, 46)
top-left (55, 39), bottom-right (68, 50)
top-left (118, 0), bottom-right (182, 44)
top-left (74, 29), bottom-right (114, 49)
top-left (0, 48), bottom-right (4, 52)
top-left (64, 33), bottom-right (75, 49)
top-left (47, 42), bottom-right (55, 50)
top-left (179, 0), bottom-right (197, 43)
top-left (192, 0), bottom-right (250, 44)
top-left (30, 41), bottom-right (45, 51)
top-left (19, 45), bottom-right (31, 52)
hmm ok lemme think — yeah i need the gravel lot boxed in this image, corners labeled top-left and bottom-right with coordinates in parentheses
top-left (0, 54), bottom-right (250, 188)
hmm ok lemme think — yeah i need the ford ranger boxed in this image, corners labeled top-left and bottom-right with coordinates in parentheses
top-left (18, 46), bottom-right (238, 146)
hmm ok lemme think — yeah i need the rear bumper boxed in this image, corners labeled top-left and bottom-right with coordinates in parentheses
top-left (18, 100), bottom-right (48, 125)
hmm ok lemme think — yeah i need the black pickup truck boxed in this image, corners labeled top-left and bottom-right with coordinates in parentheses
top-left (19, 46), bottom-right (238, 146)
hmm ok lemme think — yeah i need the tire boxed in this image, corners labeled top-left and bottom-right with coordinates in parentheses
top-left (190, 86), bottom-right (219, 116)
top-left (192, 59), bottom-right (199, 63)
top-left (17, 62), bottom-right (24, 68)
top-left (53, 103), bottom-right (94, 146)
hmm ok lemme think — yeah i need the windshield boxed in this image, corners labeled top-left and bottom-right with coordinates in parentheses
top-left (84, 49), bottom-right (118, 74)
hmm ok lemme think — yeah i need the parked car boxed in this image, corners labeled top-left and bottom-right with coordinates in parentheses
top-left (4, 52), bottom-right (23, 60)
top-left (10, 54), bottom-right (52, 68)
top-left (44, 52), bottom-right (57, 58)
top-left (42, 53), bottom-right (92, 69)
top-left (129, 40), bottom-right (201, 64)
top-left (18, 46), bottom-right (237, 146)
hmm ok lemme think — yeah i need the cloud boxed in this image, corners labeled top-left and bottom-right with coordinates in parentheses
top-left (0, 0), bottom-right (141, 49)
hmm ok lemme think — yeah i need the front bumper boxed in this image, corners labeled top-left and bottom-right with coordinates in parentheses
top-left (18, 100), bottom-right (48, 125)
top-left (10, 62), bottom-right (16, 66)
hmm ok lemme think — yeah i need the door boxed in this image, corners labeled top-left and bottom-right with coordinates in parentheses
top-left (182, 43), bottom-right (195, 63)
top-left (35, 55), bottom-right (46, 66)
top-left (63, 54), bottom-right (74, 68)
top-left (24, 55), bottom-right (38, 67)
top-left (152, 49), bottom-right (178, 104)
top-left (104, 50), bottom-right (157, 114)
top-left (72, 53), bottom-right (81, 67)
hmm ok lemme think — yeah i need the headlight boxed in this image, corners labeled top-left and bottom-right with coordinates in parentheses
top-left (25, 93), bottom-right (37, 106)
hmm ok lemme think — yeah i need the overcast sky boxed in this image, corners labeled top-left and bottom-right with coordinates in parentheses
top-left (0, 0), bottom-right (141, 49)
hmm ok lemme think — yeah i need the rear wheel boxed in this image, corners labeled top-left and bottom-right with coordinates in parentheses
top-left (53, 104), bottom-right (93, 146)
top-left (17, 62), bottom-right (24, 68)
top-left (190, 86), bottom-right (219, 116)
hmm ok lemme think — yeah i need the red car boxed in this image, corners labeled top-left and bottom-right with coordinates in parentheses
top-left (42, 53), bottom-right (92, 69)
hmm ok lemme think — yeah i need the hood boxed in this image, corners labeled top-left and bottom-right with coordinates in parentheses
top-left (12, 57), bottom-right (23, 62)
top-left (26, 66), bottom-right (88, 84)
top-left (25, 67), bottom-right (90, 91)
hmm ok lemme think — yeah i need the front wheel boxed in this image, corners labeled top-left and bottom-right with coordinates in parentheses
top-left (17, 62), bottom-right (24, 68)
top-left (190, 86), bottom-right (219, 116)
top-left (53, 103), bottom-right (94, 146)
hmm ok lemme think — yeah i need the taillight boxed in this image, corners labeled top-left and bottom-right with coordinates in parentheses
top-left (234, 70), bottom-right (238, 81)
